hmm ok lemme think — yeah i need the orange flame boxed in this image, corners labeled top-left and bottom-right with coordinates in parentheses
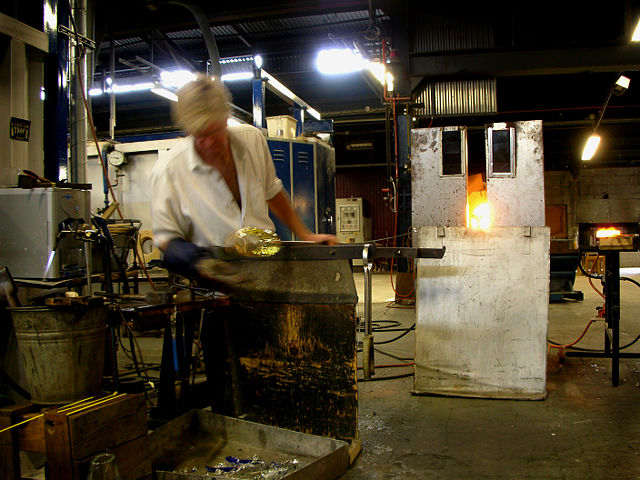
top-left (467, 191), bottom-right (491, 230)
top-left (596, 227), bottom-right (621, 238)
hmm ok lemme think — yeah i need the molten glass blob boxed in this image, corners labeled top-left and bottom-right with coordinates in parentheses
top-left (225, 227), bottom-right (282, 257)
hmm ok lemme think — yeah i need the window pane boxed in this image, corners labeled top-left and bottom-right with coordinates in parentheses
top-left (492, 129), bottom-right (511, 174)
top-left (442, 130), bottom-right (462, 175)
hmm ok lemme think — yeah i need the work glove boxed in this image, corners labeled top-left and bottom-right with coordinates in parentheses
top-left (163, 238), bottom-right (245, 288)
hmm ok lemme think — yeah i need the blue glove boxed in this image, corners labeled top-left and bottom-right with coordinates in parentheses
top-left (162, 238), bottom-right (211, 278)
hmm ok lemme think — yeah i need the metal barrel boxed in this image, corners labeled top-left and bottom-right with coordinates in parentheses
top-left (9, 305), bottom-right (107, 404)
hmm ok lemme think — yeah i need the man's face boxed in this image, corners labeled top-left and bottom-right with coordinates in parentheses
top-left (193, 120), bottom-right (229, 160)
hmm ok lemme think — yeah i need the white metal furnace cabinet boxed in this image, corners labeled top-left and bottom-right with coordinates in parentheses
top-left (414, 226), bottom-right (549, 399)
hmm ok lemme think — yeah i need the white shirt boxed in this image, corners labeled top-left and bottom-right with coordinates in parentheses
top-left (149, 124), bottom-right (283, 247)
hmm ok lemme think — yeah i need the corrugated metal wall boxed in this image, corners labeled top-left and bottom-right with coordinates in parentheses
top-left (411, 7), bottom-right (494, 53)
top-left (414, 79), bottom-right (497, 117)
top-left (336, 166), bottom-right (395, 245)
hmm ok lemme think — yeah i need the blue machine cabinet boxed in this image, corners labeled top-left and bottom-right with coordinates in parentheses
top-left (267, 138), bottom-right (336, 240)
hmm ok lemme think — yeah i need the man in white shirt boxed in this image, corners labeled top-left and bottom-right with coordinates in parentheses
top-left (149, 74), bottom-right (337, 284)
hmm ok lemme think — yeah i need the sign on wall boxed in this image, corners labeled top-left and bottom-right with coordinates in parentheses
top-left (10, 117), bottom-right (30, 141)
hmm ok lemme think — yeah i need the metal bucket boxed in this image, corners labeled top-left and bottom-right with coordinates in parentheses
top-left (9, 305), bottom-right (107, 404)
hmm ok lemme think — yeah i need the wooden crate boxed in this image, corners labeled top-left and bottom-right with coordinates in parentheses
top-left (0, 393), bottom-right (151, 480)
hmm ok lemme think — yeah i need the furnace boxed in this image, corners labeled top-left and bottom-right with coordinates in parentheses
top-left (411, 120), bottom-right (550, 399)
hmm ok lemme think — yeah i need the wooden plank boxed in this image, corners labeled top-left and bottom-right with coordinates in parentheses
top-left (18, 413), bottom-right (46, 453)
top-left (43, 411), bottom-right (74, 480)
top-left (66, 394), bottom-right (147, 460)
top-left (0, 404), bottom-right (34, 480)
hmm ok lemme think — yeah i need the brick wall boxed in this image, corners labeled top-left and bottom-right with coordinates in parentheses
top-left (545, 167), bottom-right (640, 266)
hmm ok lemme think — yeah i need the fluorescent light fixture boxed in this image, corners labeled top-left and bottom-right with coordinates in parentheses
top-left (305, 106), bottom-right (321, 121)
top-left (632, 18), bottom-right (640, 42)
top-left (112, 82), bottom-right (154, 93)
top-left (151, 85), bottom-right (178, 102)
top-left (221, 72), bottom-right (254, 82)
top-left (261, 70), bottom-right (321, 120)
top-left (316, 48), bottom-right (365, 75)
top-left (160, 69), bottom-right (196, 89)
top-left (581, 134), bottom-right (601, 161)
top-left (254, 55), bottom-right (263, 69)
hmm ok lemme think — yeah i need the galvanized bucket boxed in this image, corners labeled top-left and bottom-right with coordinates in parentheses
top-left (9, 305), bottom-right (107, 404)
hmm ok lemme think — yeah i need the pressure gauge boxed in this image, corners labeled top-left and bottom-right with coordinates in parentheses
top-left (108, 150), bottom-right (127, 167)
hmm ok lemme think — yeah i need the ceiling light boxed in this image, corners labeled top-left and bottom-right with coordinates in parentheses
top-left (581, 134), bottom-right (601, 161)
top-left (221, 72), bottom-right (254, 82)
top-left (151, 85), bottom-right (178, 102)
top-left (88, 88), bottom-right (103, 96)
top-left (112, 82), bottom-right (154, 93)
top-left (254, 55), bottom-right (263, 69)
top-left (632, 18), bottom-right (640, 42)
top-left (160, 69), bottom-right (196, 89)
top-left (316, 48), bottom-right (365, 75)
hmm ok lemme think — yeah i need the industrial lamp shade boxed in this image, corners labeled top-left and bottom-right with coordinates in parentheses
top-left (612, 75), bottom-right (631, 96)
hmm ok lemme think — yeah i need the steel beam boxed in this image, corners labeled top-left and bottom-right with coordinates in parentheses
top-left (411, 45), bottom-right (640, 79)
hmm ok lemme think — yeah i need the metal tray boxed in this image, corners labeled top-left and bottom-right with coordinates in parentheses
top-left (147, 409), bottom-right (350, 480)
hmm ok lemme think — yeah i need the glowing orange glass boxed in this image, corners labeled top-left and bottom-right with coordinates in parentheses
top-left (596, 227), bottom-right (621, 238)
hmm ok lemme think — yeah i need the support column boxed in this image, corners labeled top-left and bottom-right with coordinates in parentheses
top-left (69, 0), bottom-right (88, 183)
top-left (44, 0), bottom-right (70, 182)
top-left (252, 72), bottom-right (265, 129)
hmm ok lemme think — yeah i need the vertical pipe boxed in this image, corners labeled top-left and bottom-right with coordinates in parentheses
top-left (109, 36), bottom-right (115, 139)
top-left (69, 0), bottom-right (88, 183)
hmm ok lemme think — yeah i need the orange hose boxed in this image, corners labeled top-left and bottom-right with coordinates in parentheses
top-left (548, 319), bottom-right (596, 349)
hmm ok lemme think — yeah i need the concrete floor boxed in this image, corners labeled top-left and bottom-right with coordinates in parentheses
top-left (344, 270), bottom-right (640, 480)
top-left (24, 268), bottom-right (634, 479)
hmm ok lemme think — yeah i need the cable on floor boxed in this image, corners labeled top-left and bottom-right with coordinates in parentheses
top-left (375, 348), bottom-right (413, 362)
top-left (374, 324), bottom-right (415, 345)
top-left (357, 372), bottom-right (414, 382)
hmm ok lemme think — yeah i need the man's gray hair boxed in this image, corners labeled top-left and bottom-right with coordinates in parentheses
top-left (172, 73), bottom-right (232, 134)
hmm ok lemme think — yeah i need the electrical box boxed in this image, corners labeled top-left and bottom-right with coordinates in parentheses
top-left (336, 197), bottom-right (371, 244)
top-left (0, 187), bottom-right (91, 278)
